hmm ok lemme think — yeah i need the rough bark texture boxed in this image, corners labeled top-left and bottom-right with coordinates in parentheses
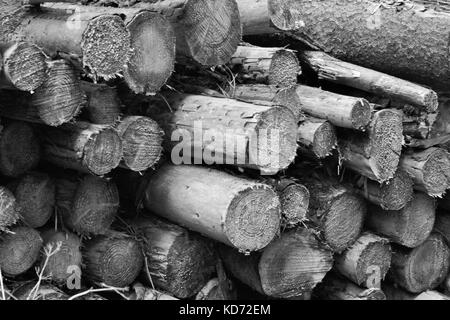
top-left (80, 81), bottom-right (121, 125)
top-left (40, 121), bottom-right (123, 176)
top-left (399, 147), bottom-right (450, 197)
top-left (300, 50), bottom-right (439, 112)
top-left (0, 42), bottom-right (48, 92)
top-left (366, 192), bottom-right (436, 248)
top-left (219, 228), bottom-right (334, 299)
top-left (0, 120), bottom-right (41, 177)
top-left (0, 186), bottom-right (19, 232)
top-left (130, 215), bottom-right (217, 299)
top-left (55, 175), bottom-right (119, 235)
top-left (229, 45), bottom-right (300, 87)
top-left (339, 109), bottom-right (404, 183)
top-left (388, 233), bottom-right (450, 293)
top-left (147, 92), bottom-right (298, 174)
top-left (8, 172), bottom-right (55, 228)
top-left (83, 232), bottom-right (144, 287)
top-left (0, 226), bottom-right (43, 277)
top-left (115, 116), bottom-right (164, 172)
top-left (140, 164), bottom-right (281, 252)
top-left (1, 4), bottom-right (131, 79)
top-left (335, 232), bottom-right (391, 288)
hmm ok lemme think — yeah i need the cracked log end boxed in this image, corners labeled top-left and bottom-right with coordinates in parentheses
top-left (0, 226), bottom-right (42, 277)
top-left (0, 186), bottom-right (18, 232)
top-left (378, 168), bottom-right (414, 211)
top-left (277, 181), bottom-right (309, 226)
top-left (124, 11), bottom-right (175, 95)
top-left (2, 42), bottom-right (48, 92)
top-left (424, 90), bottom-right (439, 113)
top-left (83, 234), bottom-right (143, 287)
top-left (82, 14), bottom-right (131, 79)
top-left (351, 99), bottom-right (372, 130)
top-left (268, 49), bottom-right (300, 87)
top-left (181, 0), bottom-right (242, 65)
top-left (422, 148), bottom-right (450, 197)
top-left (225, 185), bottom-right (281, 252)
top-left (32, 60), bottom-right (85, 126)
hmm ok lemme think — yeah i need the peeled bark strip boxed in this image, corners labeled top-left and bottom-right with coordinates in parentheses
top-left (83, 232), bottom-right (143, 287)
top-left (335, 232), bottom-right (391, 288)
top-left (140, 164), bottom-right (281, 252)
top-left (0, 42), bottom-right (48, 92)
top-left (40, 121), bottom-right (123, 175)
top-left (298, 175), bottom-right (366, 253)
top-left (8, 172), bottom-right (55, 228)
top-left (229, 45), bottom-right (300, 87)
top-left (55, 175), bottom-right (119, 235)
top-left (41, 230), bottom-right (82, 284)
top-left (148, 92), bottom-right (298, 174)
top-left (366, 192), bottom-right (435, 248)
top-left (263, 178), bottom-right (309, 226)
top-left (219, 228), bottom-right (334, 299)
top-left (339, 109), bottom-right (404, 183)
top-left (0, 121), bottom-right (41, 177)
top-left (383, 284), bottom-right (450, 300)
top-left (115, 116), bottom-right (164, 172)
top-left (354, 168), bottom-right (414, 211)
top-left (388, 233), bottom-right (450, 293)
top-left (400, 147), bottom-right (450, 197)
top-left (0, 186), bottom-right (19, 232)
top-left (131, 215), bottom-right (216, 299)
top-left (298, 117), bottom-right (337, 159)
top-left (0, 226), bottom-right (42, 277)
top-left (314, 273), bottom-right (386, 300)
top-left (80, 81), bottom-right (121, 125)
top-left (1, 5), bottom-right (131, 79)
top-left (295, 85), bottom-right (372, 130)
top-left (300, 51), bottom-right (439, 112)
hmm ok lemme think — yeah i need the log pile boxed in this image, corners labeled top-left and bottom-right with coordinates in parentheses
top-left (1, 0), bottom-right (450, 302)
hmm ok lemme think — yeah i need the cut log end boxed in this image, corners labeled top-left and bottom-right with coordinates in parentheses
top-left (81, 14), bottom-right (131, 79)
top-left (182, 0), bottom-right (242, 65)
top-left (81, 81), bottom-right (121, 125)
top-left (424, 90), bottom-right (439, 113)
top-left (225, 185), bottom-right (280, 252)
top-left (0, 226), bottom-right (43, 277)
top-left (0, 121), bottom-right (41, 177)
top-left (124, 11), bottom-right (175, 95)
top-left (268, 0), bottom-right (303, 31)
top-left (323, 193), bottom-right (366, 253)
top-left (351, 99), bottom-right (372, 130)
top-left (268, 49), bottom-right (300, 87)
top-left (83, 128), bottom-right (123, 176)
top-left (378, 169), bottom-right (414, 211)
top-left (117, 116), bottom-right (164, 172)
top-left (31, 59), bottom-right (85, 126)
top-left (2, 42), bottom-right (48, 92)
top-left (278, 181), bottom-right (309, 226)
top-left (422, 148), bottom-right (450, 197)
top-left (298, 119), bottom-right (337, 158)
top-left (0, 186), bottom-right (19, 232)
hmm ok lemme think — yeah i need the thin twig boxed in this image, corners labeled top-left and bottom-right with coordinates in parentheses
top-left (0, 268), bottom-right (5, 300)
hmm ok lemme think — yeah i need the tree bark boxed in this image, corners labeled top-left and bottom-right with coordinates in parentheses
top-left (139, 164), bottom-right (281, 252)
top-left (80, 81), bottom-right (121, 125)
top-left (0, 4), bottom-right (131, 80)
top-left (229, 45), bottom-right (300, 87)
top-left (339, 109), bottom-right (404, 183)
top-left (300, 50), bottom-right (439, 112)
top-left (40, 121), bottom-right (123, 176)
top-left (0, 42), bottom-right (48, 92)
top-left (219, 228), bottom-right (334, 299)
top-left (388, 233), bottom-right (450, 293)
top-left (147, 92), bottom-right (298, 174)
top-left (0, 186), bottom-right (19, 232)
top-left (130, 215), bottom-right (217, 299)
top-left (55, 175), bottom-right (119, 235)
top-left (366, 192), bottom-right (436, 248)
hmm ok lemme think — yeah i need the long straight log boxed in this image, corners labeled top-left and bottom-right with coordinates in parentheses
top-left (335, 232), bottom-right (391, 288)
top-left (229, 45), bottom-right (300, 87)
top-left (0, 42), bottom-right (48, 92)
top-left (366, 192), bottom-right (436, 248)
top-left (240, 0), bottom-right (450, 91)
top-left (0, 4), bottom-right (131, 79)
top-left (147, 92), bottom-right (298, 174)
top-left (131, 215), bottom-right (217, 299)
top-left (219, 228), bottom-right (334, 299)
top-left (80, 81), bottom-right (121, 125)
top-left (383, 284), bottom-right (450, 300)
top-left (55, 175), bottom-right (119, 235)
top-left (388, 233), bottom-right (450, 293)
top-left (339, 109), bottom-right (404, 183)
top-left (295, 85), bottom-right (372, 130)
top-left (139, 164), bottom-right (281, 252)
top-left (40, 121), bottom-right (123, 175)
top-left (399, 147), bottom-right (450, 197)
top-left (300, 51), bottom-right (439, 112)
top-left (0, 186), bottom-right (19, 232)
